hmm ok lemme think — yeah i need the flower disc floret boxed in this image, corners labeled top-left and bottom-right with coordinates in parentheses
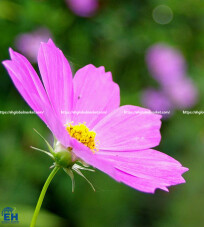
top-left (66, 123), bottom-right (97, 152)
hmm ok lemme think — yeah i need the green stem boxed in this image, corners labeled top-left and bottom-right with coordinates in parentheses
top-left (30, 166), bottom-right (60, 227)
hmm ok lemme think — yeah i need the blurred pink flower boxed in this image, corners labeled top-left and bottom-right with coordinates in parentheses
top-left (15, 28), bottom-right (52, 62)
top-left (3, 39), bottom-right (188, 193)
top-left (165, 78), bottom-right (198, 109)
top-left (141, 89), bottom-right (172, 116)
top-left (144, 43), bottom-right (198, 110)
top-left (66, 0), bottom-right (98, 17)
top-left (146, 44), bottom-right (186, 86)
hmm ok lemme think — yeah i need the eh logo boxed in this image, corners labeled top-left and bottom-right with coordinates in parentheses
top-left (1, 207), bottom-right (19, 224)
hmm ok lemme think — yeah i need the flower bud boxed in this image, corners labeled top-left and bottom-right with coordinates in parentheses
top-left (54, 141), bottom-right (75, 168)
top-left (55, 150), bottom-right (73, 168)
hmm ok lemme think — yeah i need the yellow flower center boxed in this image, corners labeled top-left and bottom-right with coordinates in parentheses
top-left (66, 123), bottom-right (97, 153)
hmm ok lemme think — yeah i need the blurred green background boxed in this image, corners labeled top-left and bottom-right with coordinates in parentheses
top-left (0, 0), bottom-right (204, 226)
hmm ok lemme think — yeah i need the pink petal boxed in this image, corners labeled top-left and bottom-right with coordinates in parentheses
top-left (72, 64), bottom-right (120, 128)
top-left (98, 149), bottom-right (188, 193)
top-left (38, 39), bottom-right (73, 124)
top-left (2, 48), bottom-right (70, 147)
top-left (73, 144), bottom-right (188, 193)
top-left (93, 105), bottom-right (162, 151)
top-left (34, 99), bottom-right (71, 147)
top-left (2, 49), bottom-right (49, 124)
top-left (71, 138), bottom-right (116, 177)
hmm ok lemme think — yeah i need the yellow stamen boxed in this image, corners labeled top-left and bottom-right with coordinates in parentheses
top-left (66, 122), bottom-right (98, 153)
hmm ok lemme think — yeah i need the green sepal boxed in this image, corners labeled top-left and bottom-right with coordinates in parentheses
top-left (72, 165), bottom-right (95, 191)
top-left (30, 146), bottom-right (54, 159)
top-left (64, 168), bottom-right (75, 192)
top-left (33, 128), bottom-right (56, 157)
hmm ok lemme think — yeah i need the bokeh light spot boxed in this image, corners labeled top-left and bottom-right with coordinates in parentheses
top-left (152, 5), bottom-right (173, 25)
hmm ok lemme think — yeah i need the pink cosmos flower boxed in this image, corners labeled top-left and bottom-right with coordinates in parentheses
top-left (2, 39), bottom-right (188, 193)
top-left (66, 0), bottom-right (98, 17)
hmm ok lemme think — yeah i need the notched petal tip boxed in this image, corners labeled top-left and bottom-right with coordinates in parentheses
top-left (183, 167), bottom-right (189, 173)
top-left (180, 176), bottom-right (186, 184)
top-left (8, 48), bottom-right (15, 58)
top-left (153, 186), bottom-right (169, 194)
top-left (82, 64), bottom-right (111, 76)
top-left (39, 38), bottom-right (55, 49)
top-left (8, 48), bottom-right (23, 61)
top-left (38, 38), bottom-right (54, 51)
top-left (96, 149), bottom-right (188, 194)
top-left (2, 60), bottom-right (11, 68)
top-left (47, 38), bottom-right (55, 45)
top-left (2, 48), bottom-right (14, 66)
